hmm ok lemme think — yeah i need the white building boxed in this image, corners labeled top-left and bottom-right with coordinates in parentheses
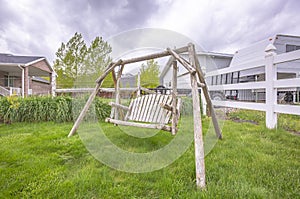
top-left (159, 51), bottom-right (233, 93)
top-left (206, 34), bottom-right (300, 102)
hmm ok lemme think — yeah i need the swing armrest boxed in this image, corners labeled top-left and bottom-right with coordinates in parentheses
top-left (109, 102), bottom-right (130, 111)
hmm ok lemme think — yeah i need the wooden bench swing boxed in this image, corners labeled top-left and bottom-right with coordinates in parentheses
top-left (68, 43), bottom-right (222, 189)
top-left (105, 62), bottom-right (182, 135)
top-left (106, 92), bottom-right (182, 134)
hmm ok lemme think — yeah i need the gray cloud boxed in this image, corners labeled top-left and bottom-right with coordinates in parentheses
top-left (197, 0), bottom-right (300, 52)
top-left (0, 0), bottom-right (159, 62)
top-left (0, 0), bottom-right (299, 64)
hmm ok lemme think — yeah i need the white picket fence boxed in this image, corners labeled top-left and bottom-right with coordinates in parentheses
top-left (0, 86), bottom-right (22, 96)
top-left (206, 44), bottom-right (300, 129)
top-left (0, 86), bottom-right (10, 96)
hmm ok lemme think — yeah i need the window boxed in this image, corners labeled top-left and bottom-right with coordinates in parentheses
top-left (221, 74), bottom-right (227, 84)
top-left (4, 75), bottom-right (14, 87)
top-left (232, 72), bottom-right (240, 84)
top-left (286, 44), bottom-right (300, 52)
top-left (227, 73), bottom-right (232, 84)
top-left (217, 75), bottom-right (222, 85)
top-left (215, 75), bottom-right (219, 85)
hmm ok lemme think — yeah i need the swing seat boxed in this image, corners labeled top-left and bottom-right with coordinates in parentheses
top-left (105, 94), bottom-right (181, 133)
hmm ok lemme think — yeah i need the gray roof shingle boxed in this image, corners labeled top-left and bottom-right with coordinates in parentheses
top-left (0, 53), bottom-right (44, 64)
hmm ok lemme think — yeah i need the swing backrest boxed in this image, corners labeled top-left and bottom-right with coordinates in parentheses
top-left (126, 94), bottom-right (173, 124)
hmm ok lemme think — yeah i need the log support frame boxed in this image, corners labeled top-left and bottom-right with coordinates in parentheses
top-left (68, 43), bottom-right (223, 190)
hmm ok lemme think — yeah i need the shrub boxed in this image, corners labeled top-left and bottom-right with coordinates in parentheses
top-left (0, 96), bottom-right (111, 123)
top-left (95, 98), bottom-right (111, 120)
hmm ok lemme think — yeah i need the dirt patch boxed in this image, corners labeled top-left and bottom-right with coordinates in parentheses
top-left (230, 118), bottom-right (259, 125)
top-left (285, 129), bottom-right (300, 136)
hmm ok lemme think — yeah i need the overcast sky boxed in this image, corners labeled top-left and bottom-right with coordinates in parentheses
top-left (0, 0), bottom-right (299, 64)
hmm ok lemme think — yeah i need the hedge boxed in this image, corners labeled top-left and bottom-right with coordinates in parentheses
top-left (0, 96), bottom-right (111, 123)
top-left (0, 95), bottom-right (200, 124)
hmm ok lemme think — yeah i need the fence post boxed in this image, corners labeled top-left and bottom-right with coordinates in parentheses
top-left (265, 44), bottom-right (277, 129)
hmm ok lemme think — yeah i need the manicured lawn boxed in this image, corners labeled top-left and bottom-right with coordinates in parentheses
top-left (0, 111), bottom-right (299, 198)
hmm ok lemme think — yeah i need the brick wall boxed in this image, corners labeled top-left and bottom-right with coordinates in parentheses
top-left (31, 60), bottom-right (52, 73)
top-left (0, 71), bottom-right (6, 87)
top-left (30, 79), bottom-right (51, 96)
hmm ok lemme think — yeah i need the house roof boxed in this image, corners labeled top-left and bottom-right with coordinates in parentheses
top-left (229, 34), bottom-right (300, 68)
top-left (0, 53), bottom-right (44, 65)
top-left (0, 53), bottom-right (54, 76)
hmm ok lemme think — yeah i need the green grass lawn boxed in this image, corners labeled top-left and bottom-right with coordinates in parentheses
top-left (0, 111), bottom-right (299, 198)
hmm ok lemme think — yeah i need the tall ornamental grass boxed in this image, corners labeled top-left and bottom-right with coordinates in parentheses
top-left (0, 96), bottom-right (110, 123)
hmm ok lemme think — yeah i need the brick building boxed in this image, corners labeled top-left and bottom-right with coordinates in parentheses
top-left (0, 53), bottom-right (55, 97)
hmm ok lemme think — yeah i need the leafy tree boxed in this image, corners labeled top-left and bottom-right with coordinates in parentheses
top-left (54, 32), bottom-right (87, 88)
top-left (81, 36), bottom-right (112, 86)
top-left (139, 59), bottom-right (160, 88)
top-left (101, 72), bottom-right (115, 88)
top-left (54, 33), bottom-right (112, 88)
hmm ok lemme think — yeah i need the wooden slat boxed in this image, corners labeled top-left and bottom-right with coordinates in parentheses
top-left (144, 94), bottom-right (155, 122)
top-left (157, 95), bottom-right (169, 123)
top-left (133, 97), bottom-right (143, 121)
top-left (105, 118), bottom-right (172, 132)
top-left (139, 95), bottom-right (151, 121)
top-left (151, 95), bottom-right (164, 123)
top-left (130, 97), bottom-right (141, 121)
top-left (112, 93), bottom-right (179, 125)
top-left (136, 96), bottom-right (145, 121)
top-left (134, 96), bottom-right (144, 121)
top-left (148, 94), bottom-right (160, 123)
top-left (124, 100), bottom-right (133, 121)
top-left (155, 95), bottom-right (169, 123)
top-left (136, 96), bottom-right (146, 121)
top-left (153, 95), bottom-right (165, 123)
top-left (159, 96), bottom-right (172, 123)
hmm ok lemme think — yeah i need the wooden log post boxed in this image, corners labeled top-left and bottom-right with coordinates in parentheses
top-left (172, 60), bottom-right (178, 135)
top-left (120, 46), bottom-right (188, 65)
top-left (115, 65), bottom-right (125, 121)
top-left (115, 76), bottom-right (120, 121)
top-left (68, 60), bottom-right (122, 137)
top-left (105, 118), bottom-right (172, 132)
top-left (167, 48), bottom-right (196, 74)
top-left (188, 43), bottom-right (222, 139)
top-left (186, 44), bottom-right (206, 189)
top-left (137, 72), bottom-right (141, 97)
top-left (110, 70), bottom-right (117, 119)
top-left (190, 72), bottom-right (206, 189)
